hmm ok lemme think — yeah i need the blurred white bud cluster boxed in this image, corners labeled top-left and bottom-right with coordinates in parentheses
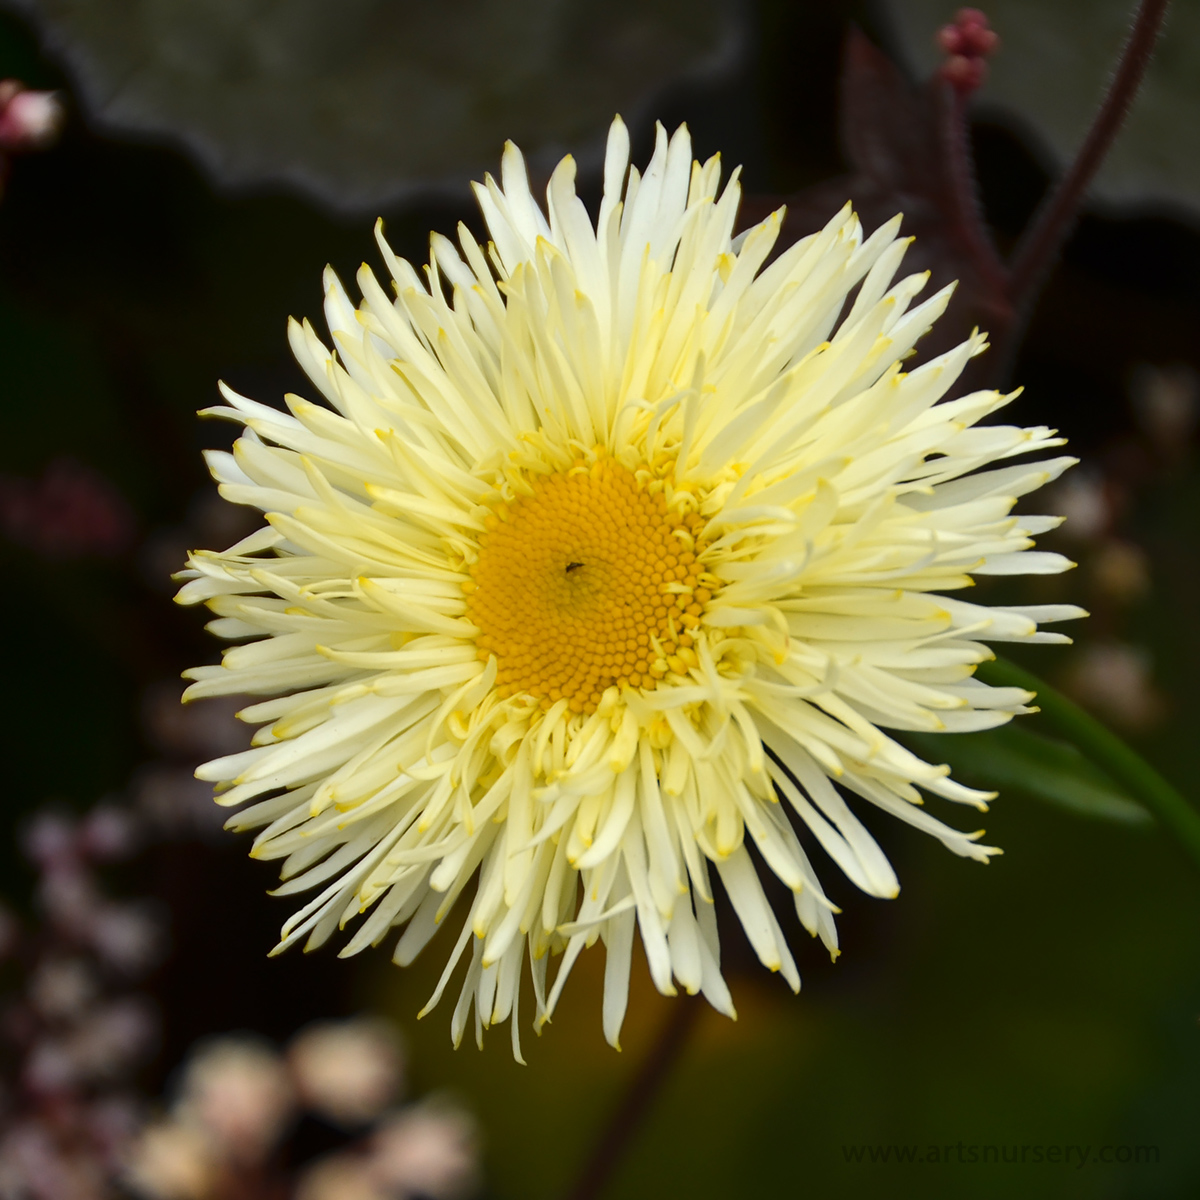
top-left (1044, 363), bottom-right (1195, 729)
top-left (126, 1018), bottom-right (480, 1200)
top-left (0, 805), bottom-right (164, 1200)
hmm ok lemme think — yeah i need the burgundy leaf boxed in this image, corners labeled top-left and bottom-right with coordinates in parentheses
top-left (742, 29), bottom-right (1011, 360)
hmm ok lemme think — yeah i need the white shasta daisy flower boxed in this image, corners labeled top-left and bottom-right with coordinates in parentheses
top-left (178, 117), bottom-right (1082, 1058)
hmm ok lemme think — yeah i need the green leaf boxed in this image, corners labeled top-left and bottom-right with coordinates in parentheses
top-left (905, 723), bottom-right (1153, 827)
top-left (7, 0), bottom-right (744, 212)
top-left (975, 657), bottom-right (1200, 872)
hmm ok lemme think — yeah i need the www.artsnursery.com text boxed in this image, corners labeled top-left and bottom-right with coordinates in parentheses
top-left (842, 1143), bottom-right (1159, 1168)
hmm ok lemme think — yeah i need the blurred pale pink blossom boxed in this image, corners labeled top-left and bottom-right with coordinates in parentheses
top-left (1131, 362), bottom-right (1198, 456)
top-left (1053, 472), bottom-right (1112, 542)
top-left (22, 813), bottom-right (77, 871)
top-left (71, 998), bottom-right (160, 1080)
top-left (0, 459), bottom-right (134, 559)
top-left (1091, 539), bottom-right (1151, 603)
top-left (1065, 642), bottom-right (1165, 729)
top-left (28, 958), bottom-right (96, 1021)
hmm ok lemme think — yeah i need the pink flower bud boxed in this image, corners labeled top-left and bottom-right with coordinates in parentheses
top-left (71, 997), bottom-right (159, 1079)
top-left (80, 805), bottom-right (140, 862)
top-left (939, 54), bottom-right (988, 92)
top-left (22, 813), bottom-right (79, 869)
top-left (0, 82), bottom-right (64, 151)
top-left (935, 7), bottom-right (999, 94)
top-left (89, 903), bottom-right (165, 974)
top-left (23, 1037), bottom-right (80, 1095)
top-left (936, 26), bottom-right (966, 55)
top-left (39, 865), bottom-right (101, 937)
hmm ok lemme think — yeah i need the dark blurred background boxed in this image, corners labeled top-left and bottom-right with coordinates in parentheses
top-left (0, 1), bottom-right (1198, 1197)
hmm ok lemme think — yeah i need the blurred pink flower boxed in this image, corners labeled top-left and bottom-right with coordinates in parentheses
top-left (0, 458), bottom-right (134, 559)
top-left (37, 862), bottom-right (97, 934)
top-left (0, 1120), bottom-right (108, 1200)
top-left (4, 804), bottom-right (482, 1200)
top-left (23, 997), bottom-right (157, 1095)
top-left (79, 805), bottom-right (140, 862)
top-left (0, 81), bottom-right (64, 151)
top-left (22, 812), bottom-right (78, 871)
top-left (22, 1037), bottom-right (79, 1095)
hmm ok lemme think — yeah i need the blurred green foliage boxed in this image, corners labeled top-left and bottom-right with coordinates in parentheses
top-left (906, 723), bottom-right (1152, 826)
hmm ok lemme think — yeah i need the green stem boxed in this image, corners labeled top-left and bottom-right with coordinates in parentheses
top-left (978, 656), bottom-right (1200, 870)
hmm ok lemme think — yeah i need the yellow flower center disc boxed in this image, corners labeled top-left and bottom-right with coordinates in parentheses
top-left (466, 458), bottom-right (710, 714)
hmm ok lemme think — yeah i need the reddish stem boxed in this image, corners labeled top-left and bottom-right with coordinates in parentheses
top-left (937, 80), bottom-right (1009, 303)
top-left (1007, 0), bottom-right (1170, 306)
top-left (562, 997), bottom-right (702, 1200)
